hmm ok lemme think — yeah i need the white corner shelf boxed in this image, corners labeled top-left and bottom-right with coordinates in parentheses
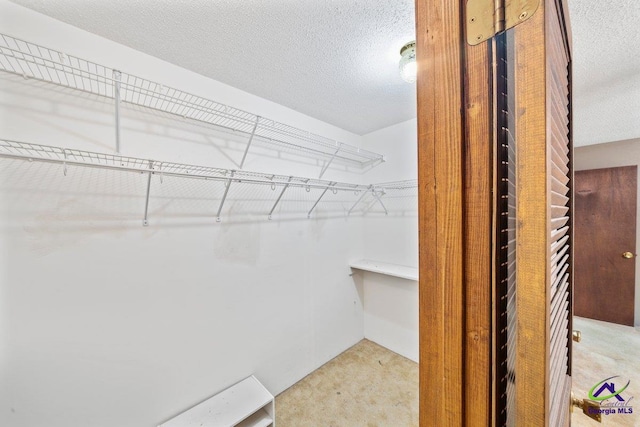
top-left (158, 375), bottom-right (275, 427)
top-left (0, 32), bottom-right (385, 174)
top-left (349, 259), bottom-right (419, 281)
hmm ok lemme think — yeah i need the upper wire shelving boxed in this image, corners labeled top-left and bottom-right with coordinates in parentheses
top-left (0, 139), bottom-right (413, 225)
top-left (0, 33), bottom-right (385, 177)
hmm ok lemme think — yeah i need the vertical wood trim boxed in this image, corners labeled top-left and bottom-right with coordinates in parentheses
top-left (514, 2), bottom-right (550, 425)
top-left (463, 40), bottom-right (494, 426)
top-left (416, 0), bottom-right (465, 424)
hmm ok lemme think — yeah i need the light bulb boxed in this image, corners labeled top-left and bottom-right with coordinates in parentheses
top-left (398, 41), bottom-right (417, 83)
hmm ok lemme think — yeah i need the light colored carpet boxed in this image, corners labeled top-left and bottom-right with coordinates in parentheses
top-left (571, 316), bottom-right (640, 427)
top-left (276, 318), bottom-right (639, 426)
top-left (275, 339), bottom-right (418, 427)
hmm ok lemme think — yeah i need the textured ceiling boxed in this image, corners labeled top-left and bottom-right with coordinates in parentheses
top-left (6, 0), bottom-right (640, 144)
top-left (568, 0), bottom-right (640, 146)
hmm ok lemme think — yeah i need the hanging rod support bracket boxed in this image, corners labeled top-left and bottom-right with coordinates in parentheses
top-left (113, 69), bottom-right (122, 154)
top-left (62, 148), bottom-right (68, 176)
top-left (268, 176), bottom-right (293, 220)
top-left (308, 182), bottom-right (335, 218)
top-left (142, 160), bottom-right (153, 226)
top-left (239, 116), bottom-right (260, 169)
top-left (348, 185), bottom-right (373, 215)
top-left (371, 188), bottom-right (388, 215)
top-left (216, 170), bottom-right (235, 222)
top-left (319, 145), bottom-right (342, 179)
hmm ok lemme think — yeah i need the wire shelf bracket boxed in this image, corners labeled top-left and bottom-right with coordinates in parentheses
top-left (318, 145), bottom-right (342, 179)
top-left (268, 176), bottom-right (293, 220)
top-left (239, 116), bottom-right (260, 169)
top-left (348, 185), bottom-right (373, 215)
top-left (142, 160), bottom-right (153, 226)
top-left (307, 182), bottom-right (336, 218)
top-left (113, 69), bottom-right (122, 153)
top-left (371, 190), bottom-right (388, 215)
top-left (216, 170), bottom-right (235, 222)
top-left (0, 33), bottom-right (386, 175)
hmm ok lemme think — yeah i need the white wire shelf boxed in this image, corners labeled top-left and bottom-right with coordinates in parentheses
top-left (0, 33), bottom-right (385, 175)
top-left (0, 139), bottom-right (413, 225)
top-left (373, 179), bottom-right (418, 191)
top-left (0, 139), bottom-right (369, 190)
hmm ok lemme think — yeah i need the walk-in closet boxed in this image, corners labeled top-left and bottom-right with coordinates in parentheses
top-left (4, 1), bottom-right (638, 426)
top-left (0, 2), bottom-right (419, 426)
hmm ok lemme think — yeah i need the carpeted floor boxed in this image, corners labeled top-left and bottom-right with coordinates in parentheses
top-left (571, 316), bottom-right (640, 427)
top-left (276, 318), bottom-right (639, 426)
top-left (275, 339), bottom-right (418, 427)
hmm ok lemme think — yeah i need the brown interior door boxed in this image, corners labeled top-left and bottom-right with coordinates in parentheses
top-left (416, 0), bottom-right (574, 425)
top-left (574, 166), bottom-right (637, 326)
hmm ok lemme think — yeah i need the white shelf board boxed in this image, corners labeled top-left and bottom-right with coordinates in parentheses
top-left (349, 259), bottom-right (418, 281)
top-left (159, 376), bottom-right (273, 427)
top-left (236, 408), bottom-right (272, 427)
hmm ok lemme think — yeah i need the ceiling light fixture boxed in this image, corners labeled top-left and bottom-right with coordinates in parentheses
top-left (398, 41), bottom-right (417, 83)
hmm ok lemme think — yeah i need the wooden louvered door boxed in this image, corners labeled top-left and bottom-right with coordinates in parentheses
top-left (511, 0), bottom-right (574, 425)
top-left (416, 0), bottom-right (573, 425)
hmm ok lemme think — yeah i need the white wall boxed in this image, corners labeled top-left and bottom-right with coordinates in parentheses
top-left (357, 119), bottom-right (418, 361)
top-left (574, 138), bottom-right (640, 327)
top-left (0, 2), bottom-right (372, 426)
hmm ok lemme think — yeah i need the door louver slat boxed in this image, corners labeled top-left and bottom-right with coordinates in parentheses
top-left (547, 3), bottom-right (572, 425)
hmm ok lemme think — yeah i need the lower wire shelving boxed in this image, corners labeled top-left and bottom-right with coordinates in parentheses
top-left (0, 139), bottom-right (415, 225)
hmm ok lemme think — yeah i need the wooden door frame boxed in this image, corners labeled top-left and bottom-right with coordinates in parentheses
top-left (416, 0), bottom-right (493, 424)
top-left (416, 0), bottom-right (573, 425)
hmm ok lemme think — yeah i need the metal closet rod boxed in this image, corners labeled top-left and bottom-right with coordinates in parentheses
top-left (0, 33), bottom-right (385, 172)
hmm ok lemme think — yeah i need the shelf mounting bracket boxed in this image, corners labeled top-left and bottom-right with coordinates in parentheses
top-left (216, 170), bottom-right (235, 222)
top-left (318, 144), bottom-right (342, 179)
top-left (142, 160), bottom-right (153, 226)
top-left (308, 182), bottom-right (336, 218)
top-left (348, 185), bottom-right (373, 215)
top-left (268, 176), bottom-right (293, 220)
top-left (239, 116), bottom-right (260, 169)
top-left (113, 70), bottom-right (122, 154)
top-left (62, 148), bottom-right (68, 176)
